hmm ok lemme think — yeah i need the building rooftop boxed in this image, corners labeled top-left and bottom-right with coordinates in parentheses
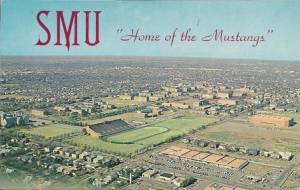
top-left (227, 159), bottom-right (248, 169)
top-left (202, 154), bottom-right (224, 163)
top-left (180, 150), bottom-right (200, 159)
top-left (217, 156), bottom-right (236, 165)
top-left (191, 152), bottom-right (211, 161)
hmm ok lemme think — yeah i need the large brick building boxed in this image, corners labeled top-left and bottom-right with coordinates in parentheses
top-left (249, 114), bottom-right (294, 128)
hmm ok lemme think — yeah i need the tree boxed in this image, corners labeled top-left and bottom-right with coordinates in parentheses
top-left (181, 176), bottom-right (196, 187)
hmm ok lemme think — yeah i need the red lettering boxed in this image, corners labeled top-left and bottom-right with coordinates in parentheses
top-left (84, 11), bottom-right (101, 46)
top-left (54, 11), bottom-right (80, 51)
top-left (35, 10), bottom-right (51, 45)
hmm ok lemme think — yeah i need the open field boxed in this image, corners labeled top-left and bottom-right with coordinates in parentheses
top-left (70, 115), bottom-right (218, 155)
top-left (243, 163), bottom-right (278, 177)
top-left (270, 112), bottom-right (300, 132)
top-left (150, 115), bottom-right (218, 131)
top-left (106, 127), bottom-right (168, 143)
top-left (196, 117), bottom-right (300, 153)
top-left (21, 124), bottom-right (81, 138)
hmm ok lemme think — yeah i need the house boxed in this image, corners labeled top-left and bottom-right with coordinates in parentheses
top-left (44, 147), bottom-right (51, 153)
top-left (278, 152), bottom-right (293, 160)
top-left (93, 155), bottom-right (104, 164)
top-left (226, 144), bottom-right (239, 152)
top-left (270, 152), bottom-right (281, 159)
top-left (247, 148), bottom-right (260, 156)
top-left (239, 146), bottom-right (247, 154)
top-left (217, 143), bottom-right (227, 150)
top-left (103, 175), bottom-right (117, 185)
top-left (142, 169), bottom-right (158, 178)
top-left (197, 140), bottom-right (208, 147)
top-left (172, 177), bottom-right (185, 187)
top-left (159, 172), bottom-right (175, 181)
top-left (53, 147), bottom-right (63, 154)
top-left (56, 166), bottom-right (65, 173)
top-left (79, 152), bottom-right (90, 160)
top-left (208, 141), bottom-right (220, 148)
top-left (86, 155), bottom-right (96, 162)
top-left (182, 137), bottom-right (192, 144)
top-left (71, 152), bottom-right (80, 159)
top-left (63, 166), bottom-right (77, 175)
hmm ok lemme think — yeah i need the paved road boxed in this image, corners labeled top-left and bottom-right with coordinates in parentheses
top-left (272, 163), bottom-right (296, 188)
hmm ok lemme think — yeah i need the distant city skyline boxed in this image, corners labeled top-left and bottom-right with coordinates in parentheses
top-left (0, 0), bottom-right (300, 61)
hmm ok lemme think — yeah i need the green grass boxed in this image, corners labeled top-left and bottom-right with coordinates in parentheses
top-left (46, 115), bottom-right (77, 123)
top-left (137, 130), bottom-right (183, 146)
top-left (150, 115), bottom-right (217, 132)
top-left (69, 135), bottom-right (143, 155)
top-left (106, 127), bottom-right (168, 143)
top-left (21, 124), bottom-right (81, 138)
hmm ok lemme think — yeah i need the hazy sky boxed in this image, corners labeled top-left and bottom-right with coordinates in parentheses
top-left (0, 0), bottom-right (300, 61)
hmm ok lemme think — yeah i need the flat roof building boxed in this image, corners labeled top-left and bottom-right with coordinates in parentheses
top-left (191, 152), bottom-right (211, 161)
top-left (202, 154), bottom-right (224, 164)
top-left (180, 150), bottom-right (200, 159)
top-left (217, 156), bottom-right (236, 166)
top-left (160, 146), bottom-right (248, 170)
top-left (227, 159), bottom-right (249, 169)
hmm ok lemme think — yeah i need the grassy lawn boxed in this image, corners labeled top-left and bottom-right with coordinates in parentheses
top-left (46, 115), bottom-right (78, 123)
top-left (150, 115), bottom-right (218, 132)
top-left (137, 130), bottom-right (183, 146)
top-left (69, 135), bottom-right (143, 155)
top-left (21, 124), bottom-right (81, 138)
top-left (106, 127), bottom-right (168, 143)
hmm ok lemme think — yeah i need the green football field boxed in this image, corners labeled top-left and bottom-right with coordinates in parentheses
top-left (106, 127), bottom-right (168, 143)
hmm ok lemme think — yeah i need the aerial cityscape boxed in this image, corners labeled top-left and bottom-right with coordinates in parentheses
top-left (0, 56), bottom-right (300, 190)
